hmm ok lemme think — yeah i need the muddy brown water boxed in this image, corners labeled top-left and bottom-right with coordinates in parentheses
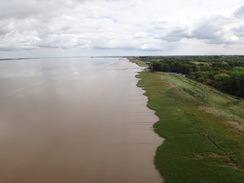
top-left (0, 58), bottom-right (162, 183)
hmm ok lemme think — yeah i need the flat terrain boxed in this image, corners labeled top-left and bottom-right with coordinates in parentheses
top-left (137, 71), bottom-right (244, 183)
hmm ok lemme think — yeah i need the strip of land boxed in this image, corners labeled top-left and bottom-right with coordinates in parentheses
top-left (135, 67), bottom-right (244, 182)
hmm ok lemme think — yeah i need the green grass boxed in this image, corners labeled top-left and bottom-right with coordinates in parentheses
top-left (136, 72), bottom-right (244, 183)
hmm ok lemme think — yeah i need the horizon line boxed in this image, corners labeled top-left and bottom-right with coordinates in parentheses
top-left (0, 54), bottom-right (244, 60)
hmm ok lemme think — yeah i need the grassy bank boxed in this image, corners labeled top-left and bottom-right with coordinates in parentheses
top-left (136, 72), bottom-right (244, 183)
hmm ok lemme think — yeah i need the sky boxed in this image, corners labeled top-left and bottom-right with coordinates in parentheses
top-left (0, 0), bottom-right (244, 58)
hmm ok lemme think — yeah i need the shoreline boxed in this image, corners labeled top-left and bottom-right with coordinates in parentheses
top-left (136, 70), bottom-right (244, 183)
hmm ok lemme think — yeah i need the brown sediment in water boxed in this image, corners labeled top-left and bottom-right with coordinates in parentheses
top-left (0, 58), bottom-right (163, 183)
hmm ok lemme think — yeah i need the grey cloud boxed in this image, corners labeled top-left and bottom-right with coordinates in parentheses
top-left (157, 13), bottom-right (243, 45)
top-left (159, 28), bottom-right (191, 42)
top-left (0, 21), bottom-right (11, 35)
top-left (154, 15), bottom-right (229, 44)
top-left (0, 1), bottom-right (53, 20)
top-left (233, 26), bottom-right (244, 37)
top-left (191, 18), bottom-right (223, 44)
top-left (190, 12), bottom-right (244, 44)
top-left (234, 6), bottom-right (244, 18)
top-left (0, 0), bottom-right (87, 20)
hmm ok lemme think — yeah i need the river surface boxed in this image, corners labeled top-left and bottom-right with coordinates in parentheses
top-left (0, 57), bottom-right (162, 183)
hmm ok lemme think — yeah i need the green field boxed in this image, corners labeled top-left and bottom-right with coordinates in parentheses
top-left (136, 71), bottom-right (244, 183)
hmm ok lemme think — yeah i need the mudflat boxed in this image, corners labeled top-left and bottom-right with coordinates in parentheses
top-left (0, 58), bottom-right (162, 183)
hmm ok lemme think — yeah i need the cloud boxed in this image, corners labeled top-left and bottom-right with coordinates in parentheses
top-left (233, 26), bottom-right (244, 38)
top-left (234, 5), bottom-right (244, 18)
top-left (191, 13), bottom-right (244, 44)
top-left (0, 0), bottom-right (244, 56)
top-left (155, 7), bottom-right (244, 46)
top-left (190, 16), bottom-right (229, 44)
top-left (0, 0), bottom-right (167, 51)
top-left (156, 28), bottom-right (191, 42)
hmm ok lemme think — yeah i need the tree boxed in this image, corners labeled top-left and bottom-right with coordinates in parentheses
top-left (213, 73), bottom-right (231, 93)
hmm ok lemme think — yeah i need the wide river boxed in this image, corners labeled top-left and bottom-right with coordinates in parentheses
top-left (0, 57), bottom-right (162, 183)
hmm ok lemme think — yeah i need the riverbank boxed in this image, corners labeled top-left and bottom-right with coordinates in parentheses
top-left (136, 71), bottom-right (244, 183)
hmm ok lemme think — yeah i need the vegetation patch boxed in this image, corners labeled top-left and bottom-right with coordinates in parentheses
top-left (136, 71), bottom-right (244, 183)
top-left (136, 56), bottom-right (244, 98)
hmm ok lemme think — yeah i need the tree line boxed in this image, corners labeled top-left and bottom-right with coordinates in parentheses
top-left (143, 57), bottom-right (244, 98)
